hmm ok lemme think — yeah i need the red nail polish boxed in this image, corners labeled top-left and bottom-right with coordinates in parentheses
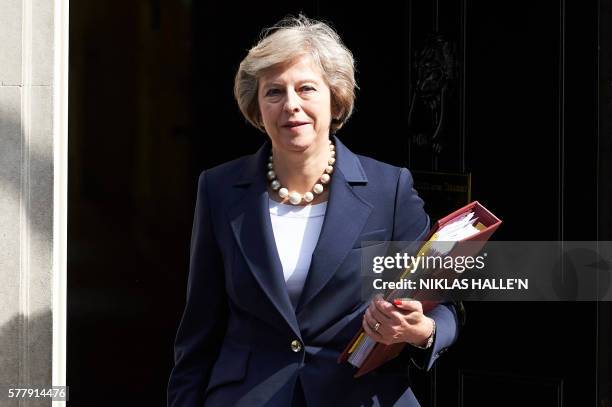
top-left (394, 299), bottom-right (402, 306)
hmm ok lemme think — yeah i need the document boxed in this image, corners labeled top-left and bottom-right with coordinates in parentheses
top-left (338, 201), bottom-right (502, 377)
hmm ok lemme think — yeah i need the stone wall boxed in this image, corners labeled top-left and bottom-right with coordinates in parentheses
top-left (0, 0), bottom-right (67, 405)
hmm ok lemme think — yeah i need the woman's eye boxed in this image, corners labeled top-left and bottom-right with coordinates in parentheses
top-left (301, 86), bottom-right (316, 92)
top-left (265, 89), bottom-right (281, 96)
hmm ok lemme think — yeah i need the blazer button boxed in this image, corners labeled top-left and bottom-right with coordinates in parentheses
top-left (290, 339), bottom-right (302, 352)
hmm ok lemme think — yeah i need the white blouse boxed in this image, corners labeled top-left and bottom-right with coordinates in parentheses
top-left (268, 198), bottom-right (327, 308)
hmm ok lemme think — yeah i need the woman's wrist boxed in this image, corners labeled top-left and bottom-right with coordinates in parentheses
top-left (409, 317), bottom-right (436, 349)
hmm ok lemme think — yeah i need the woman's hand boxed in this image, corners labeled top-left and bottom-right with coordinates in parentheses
top-left (362, 295), bottom-right (434, 347)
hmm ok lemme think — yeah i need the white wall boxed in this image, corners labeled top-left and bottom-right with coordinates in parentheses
top-left (0, 0), bottom-right (67, 405)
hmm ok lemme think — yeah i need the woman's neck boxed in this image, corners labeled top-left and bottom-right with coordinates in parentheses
top-left (270, 139), bottom-right (332, 197)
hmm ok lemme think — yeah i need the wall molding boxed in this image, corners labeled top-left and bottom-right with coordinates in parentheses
top-left (53, 0), bottom-right (69, 404)
top-left (19, 0), bottom-right (33, 392)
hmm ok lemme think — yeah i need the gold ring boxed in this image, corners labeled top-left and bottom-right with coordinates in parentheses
top-left (373, 322), bottom-right (381, 332)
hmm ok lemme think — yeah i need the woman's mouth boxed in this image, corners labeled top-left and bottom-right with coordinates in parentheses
top-left (283, 121), bottom-right (310, 129)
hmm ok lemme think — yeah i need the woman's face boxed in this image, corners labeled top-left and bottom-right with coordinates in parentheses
top-left (257, 55), bottom-right (333, 154)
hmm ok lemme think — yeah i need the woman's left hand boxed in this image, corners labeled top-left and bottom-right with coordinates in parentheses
top-left (362, 295), bottom-right (434, 347)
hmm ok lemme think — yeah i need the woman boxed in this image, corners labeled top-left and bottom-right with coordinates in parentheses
top-left (167, 15), bottom-right (459, 407)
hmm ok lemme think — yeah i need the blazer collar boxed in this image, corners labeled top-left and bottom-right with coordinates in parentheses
top-left (295, 136), bottom-right (372, 314)
top-left (228, 135), bottom-right (372, 334)
top-left (228, 140), bottom-right (301, 337)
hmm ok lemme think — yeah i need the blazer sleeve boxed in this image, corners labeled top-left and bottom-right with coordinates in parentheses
top-left (167, 171), bottom-right (229, 406)
top-left (392, 168), bottom-right (461, 372)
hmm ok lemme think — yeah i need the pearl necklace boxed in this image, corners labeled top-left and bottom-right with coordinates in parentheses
top-left (266, 141), bottom-right (336, 205)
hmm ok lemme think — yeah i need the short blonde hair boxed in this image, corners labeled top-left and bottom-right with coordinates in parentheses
top-left (234, 15), bottom-right (357, 133)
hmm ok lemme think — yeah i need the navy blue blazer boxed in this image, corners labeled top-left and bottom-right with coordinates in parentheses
top-left (167, 136), bottom-right (460, 407)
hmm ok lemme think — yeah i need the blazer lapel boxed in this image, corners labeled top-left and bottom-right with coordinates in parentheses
top-left (228, 142), bottom-right (301, 338)
top-left (295, 136), bottom-right (372, 314)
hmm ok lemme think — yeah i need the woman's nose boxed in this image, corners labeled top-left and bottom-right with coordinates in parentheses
top-left (283, 90), bottom-right (301, 113)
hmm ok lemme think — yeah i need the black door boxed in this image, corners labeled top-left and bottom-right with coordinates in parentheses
top-left (68, 1), bottom-right (610, 405)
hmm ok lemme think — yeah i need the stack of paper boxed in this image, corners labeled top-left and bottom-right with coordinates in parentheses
top-left (427, 211), bottom-right (483, 257)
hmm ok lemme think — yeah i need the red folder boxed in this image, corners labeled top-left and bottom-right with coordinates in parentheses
top-left (337, 201), bottom-right (502, 378)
